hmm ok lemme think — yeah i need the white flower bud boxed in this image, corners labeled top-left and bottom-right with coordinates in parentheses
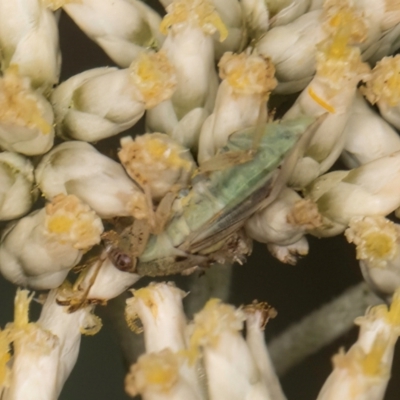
top-left (362, 55), bottom-right (400, 130)
top-left (126, 283), bottom-right (188, 352)
top-left (257, 1), bottom-right (367, 94)
top-left (35, 141), bottom-right (149, 219)
top-left (37, 288), bottom-right (101, 394)
top-left (0, 194), bottom-right (103, 289)
top-left (342, 91), bottom-right (400, 169)
top-left (51, 52), bottom-right (177, 142)
top-left (0, 0), bottom-right (61, 91)
top-left (0, 68), bottom-right (54, 155)
top-left (0, 152), bottom-right (37, 221)
top-left (284, 34), bottom-right (370, 188)
top-left (62, 0), bottom-right (164, 67)
top-left (245, 188), bottom-right (322, 264)
top-left (245, 187), bottom-right (321, 246)
top-left (198, 50), bottom-right (277, 163)
top-left (357, 0), bottom-right (400, 63)
top-left (256, 10), bottom-right (323, 94)
top-left (146, 0), bottom-right (225, 149)
top-left (119, 133), bottom-right (195, 201)
top-left (305, 152), bottom-right (400, 237)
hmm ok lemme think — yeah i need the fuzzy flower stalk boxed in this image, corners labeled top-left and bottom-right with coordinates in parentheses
top-left (51, 51), bottom-right (177, 142)
top-left (0, 194), bottom-right (103, 289)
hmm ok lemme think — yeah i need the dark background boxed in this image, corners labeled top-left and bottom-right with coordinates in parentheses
top-left (1, 8), bottom-right (399, 400)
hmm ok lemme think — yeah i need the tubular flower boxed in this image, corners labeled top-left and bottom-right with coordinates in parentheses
top-left (146, 0), bottom-right (224, 149)
top-left (0, 0), bottom-right (61, 92)
top-left (304, 151), bottom-right (400, 237)
top-left (362, 55), bottom-right (400, 130)
top-left (156, 0), bottom-right (243, 58)
top-left (51, 52), bottom-right (177, 142)
top-left (38, 288), bottom-right (101, 395)
top-left (317, 289), bottom-right (400, 400)
top-left (0, 67), bottom-right (54, 155)
top-left (198, 50), bottom-right (277, 163)
top-left (125, 283), bottom-right (204, 400)
top-left (1, 290), bottom-right (60, 400)
top-left (119, 133), bottom-right (196, 201)
top-left (345, 216), bottom-right (400, 298)
top-left (125, 349), bottom-right (204, 400)
top-left (244, 302), bottom-right (286, 400)
top-left (35, 141), bottom-right (148, 219)
top-left (342, 91), bottom-right (400, 169)
top-left (0, 152), bottom-right (37, 221)
top-left (284, 32), bottom-right (370, 189)
top-left (188, 299), bottom-right (273, 400)
top-left (125, 283), bottom-right (188, 352)
top-left (62, 0), bottom-right (164, 67)
top-left (0, 194), bottom-right (103, 289)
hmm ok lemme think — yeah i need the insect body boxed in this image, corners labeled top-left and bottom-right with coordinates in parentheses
top-left (108, 116), bottom-right (320, 277)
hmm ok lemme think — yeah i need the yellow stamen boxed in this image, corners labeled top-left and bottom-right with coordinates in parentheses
top-left (160, 0), bottom-right (228, 41)
top-left (0, 331), bottom-right (10, 387)
top-left (218, 51), bottom-right (277, 97)
top-left (387, 288), bottom-right (400, 326)
top-left (0, 67), bottom-right (52, 134)
top-left (13, 289), bottom-right (33, 330)
top-left (363, 55), bottom-right (400, 107)
top-left (361, 337), bottom-right (387, 377)
top-left (129, 52), bottom-right (177, 109)
top-left (345, 216), bottom-right (399, 268)
top-left (308, 87), bottom-right (336, 113)
top-left (45, 194), bottom-right (103, 249)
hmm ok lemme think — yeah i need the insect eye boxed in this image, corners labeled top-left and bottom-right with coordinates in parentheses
top-left (109, 249), bottom-right (133, 272)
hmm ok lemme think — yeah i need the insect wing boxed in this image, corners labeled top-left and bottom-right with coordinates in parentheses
top-left (179, 116), bottom-right (320, 254)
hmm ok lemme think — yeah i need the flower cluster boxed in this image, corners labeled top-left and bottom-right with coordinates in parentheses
top-left (1, 0), bottom-right (400, 398)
